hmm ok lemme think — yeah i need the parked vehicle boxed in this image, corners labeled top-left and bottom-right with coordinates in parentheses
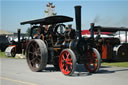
top-left (5, 29), bottom-right (29, 57)
top-left (92, 25), bottom-right (128, 61)
top-left (0, 35), bottom-right (11, 52)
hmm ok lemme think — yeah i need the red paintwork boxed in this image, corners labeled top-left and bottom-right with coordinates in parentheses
top-left (81, 30), bottom-right (111, 35)
top-left (81, 30), bottom-right (91, 35)
top-left (59, 50), bottom-right (73, 75)
top-left (85, 50), bottom-right (98, 72)
top-left (102, 45), bottom-right (107, 59)
top-left (8, 45), bottom-right (16, 52)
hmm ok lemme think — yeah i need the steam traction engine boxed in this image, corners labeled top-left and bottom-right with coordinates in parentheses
top-left (21, 6), bottom-right (101, 75)
top-left (91, 25), bottom-right (128, 61)
top-left (5, 29), bottom-right (28, 57)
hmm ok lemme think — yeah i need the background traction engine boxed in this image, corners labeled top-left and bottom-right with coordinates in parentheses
top-left (21, 6), bottom-right (101, 76)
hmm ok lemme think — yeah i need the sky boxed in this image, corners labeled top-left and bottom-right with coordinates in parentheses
top-left (1, 0), bottom-right (128, 33)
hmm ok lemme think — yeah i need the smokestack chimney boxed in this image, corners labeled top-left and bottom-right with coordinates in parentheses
top-left (17, 29), bottom-right (22, 53)
top-left (75, 6), bottom-right (82, 39)
top-left (90, 23), bottom-right (94, 38)
top-left (18, 29), bottom-right (21, 43)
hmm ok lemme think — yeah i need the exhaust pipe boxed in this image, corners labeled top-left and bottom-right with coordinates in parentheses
top-left (18, 29), bottom-right (21, 43)
top-left (75, 6), bottom-right (82, 39)
top-left (17, 29), bottom-right (22, 53)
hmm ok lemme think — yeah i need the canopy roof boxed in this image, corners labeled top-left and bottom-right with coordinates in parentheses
top-left (20, 15), bottom-right (73, 25)
top-left (93, 26), bottom-right (128, 32)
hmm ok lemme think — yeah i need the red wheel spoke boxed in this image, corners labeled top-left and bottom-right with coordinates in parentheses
top-left (66, 53), bottom-right (70, 58)
top-left (61, 63), bottom-right (64, 67)
top-left (66, 58), bottom-right (72, 65)
top-left (94, 63), bottom-right (98, 67)
top-left (65, 65), bottom-right (69, 72)
top-left (62, 55), bottom-right (66, 60)
top-left (70, 65), bottom-right (72, 70)
top-left (95, 59), bottom-right (98, 63)
top-left (66, 62), bottom-right (72, 65)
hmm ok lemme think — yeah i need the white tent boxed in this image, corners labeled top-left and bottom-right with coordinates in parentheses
top-left (0, 29), bottom-right (13, 35)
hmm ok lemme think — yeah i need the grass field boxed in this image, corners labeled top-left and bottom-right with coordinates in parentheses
top-left (0, 51), bottom-right (25, 59)
top-left (102, 62), bottom-right (128, 67)
top-left (0, 51), bottom-right (8, 58)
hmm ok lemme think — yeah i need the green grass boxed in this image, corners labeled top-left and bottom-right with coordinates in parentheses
top-left (0, 51), bottom-right (15, 58)
top-left (0, 51), bottom-right (8, 58)
top-left (0, 51), bottom-right (25, 59)
top-left (102, 62), bottom-right (128, 67)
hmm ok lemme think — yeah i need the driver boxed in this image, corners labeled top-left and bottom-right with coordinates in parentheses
top-left (34, 24), bottom-right (55, 40)
top-left (33, 24), bottom-right (44, 39)
top-left (46, 24), bottom-right (56, 40)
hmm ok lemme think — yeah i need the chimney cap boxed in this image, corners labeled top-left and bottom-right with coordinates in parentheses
top-left (75, 5), bottom-right (81, 8)
top-left (90, 23), bottom-right (95, 26)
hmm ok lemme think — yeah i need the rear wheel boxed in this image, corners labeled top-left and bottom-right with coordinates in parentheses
top-left (84, 48), bottom-right (101, 73)
top-left (26, 39), bottom-right (48, 72)
top-left (59, 49), bottom-right (76, 76)
top-left (117, 44), bottom-right (128, 61)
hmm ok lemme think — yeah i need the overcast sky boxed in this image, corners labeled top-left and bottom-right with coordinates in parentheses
top-left (1, 0), bottom-right (128, 33)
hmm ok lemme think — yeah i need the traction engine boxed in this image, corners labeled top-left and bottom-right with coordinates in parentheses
top-left (21, 6), bottom-right (101, 76)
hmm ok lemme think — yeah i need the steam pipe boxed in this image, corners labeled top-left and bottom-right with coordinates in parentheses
top-left (75, 6), bottom-right (82, 39)
top-left (17, 29), bottom-right (22, 53)
top-left (125, 31), bottom-right (127, 43)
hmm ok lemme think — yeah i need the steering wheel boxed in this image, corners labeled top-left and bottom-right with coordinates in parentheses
top-left (54, 24), bottom-right (66, 36)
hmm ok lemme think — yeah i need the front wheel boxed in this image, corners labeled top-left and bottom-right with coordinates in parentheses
top-left (84, 48), bottom-right (101, 73)
top-left (11, 48), bottom-right (16, 57)
top-left (59, 49), bottom-right (76, 76)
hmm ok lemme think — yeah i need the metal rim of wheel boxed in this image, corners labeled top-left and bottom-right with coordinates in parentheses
top-left (85, 48), bottom-right (101, 73)
top-left (11, 48), bottom-right (15, 57)
top-left (59, 49), bottom-right (76, 75)
top-left (26, 39), bottom-right (48, 72)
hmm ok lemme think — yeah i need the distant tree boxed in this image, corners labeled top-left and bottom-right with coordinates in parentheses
top-left (26, 28), bottom-right (31, 36)
top-left (26, 27), bottom-right (38, 37)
